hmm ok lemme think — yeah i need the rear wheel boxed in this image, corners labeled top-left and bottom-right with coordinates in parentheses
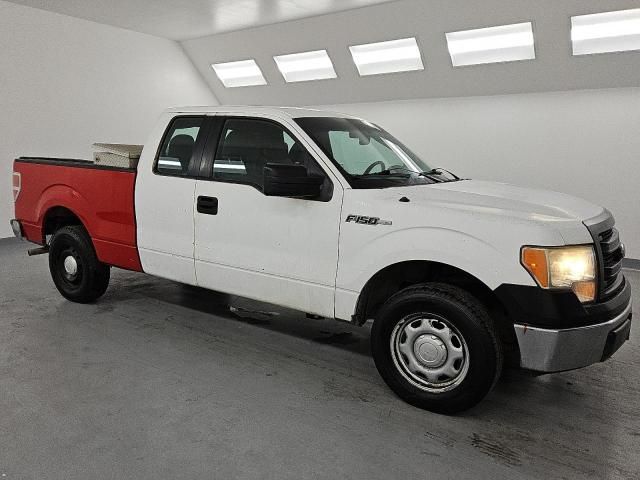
top-left (48, 225), bottom-right (110, 303)
top-left (371, 283), bottom-right (502, 414)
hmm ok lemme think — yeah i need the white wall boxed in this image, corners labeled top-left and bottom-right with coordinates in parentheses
top-left (321, 87), bottom-right (640, 258)
top-left (0, 0), bottom-right (217, 237)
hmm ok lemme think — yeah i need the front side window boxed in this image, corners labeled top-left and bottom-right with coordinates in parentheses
top-left (156, 116), bottom-right (204, 176)
top-left (295, 117), bottom-right (455, 189)
top-left (213, 118), bottom-right (331, 197)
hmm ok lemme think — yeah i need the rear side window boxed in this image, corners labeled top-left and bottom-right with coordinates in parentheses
top-left (156, 117), bottom-right (204, 176)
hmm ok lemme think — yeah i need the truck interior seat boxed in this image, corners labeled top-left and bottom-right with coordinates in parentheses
top-left (221, 125), bottom-right (291, 186)
top-left (167, 134), bottom-right (195, 172)
top-left (289, 142), bottom-right (316, 169)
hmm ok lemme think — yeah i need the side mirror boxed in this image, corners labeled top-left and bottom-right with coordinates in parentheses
top-left (263, 163), bottom-right (323, 199)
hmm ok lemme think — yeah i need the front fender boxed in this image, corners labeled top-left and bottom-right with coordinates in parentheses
top-left (339, 226), bottom-right (537, 291)
top-left (334, 226), bottom-right (537, 320)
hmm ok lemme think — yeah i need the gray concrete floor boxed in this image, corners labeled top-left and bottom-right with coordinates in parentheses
top-left (1, 237), bottom-right (639, 480)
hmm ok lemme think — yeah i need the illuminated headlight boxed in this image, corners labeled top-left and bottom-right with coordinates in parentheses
top-left (521, 245), bottom-right (596, 303)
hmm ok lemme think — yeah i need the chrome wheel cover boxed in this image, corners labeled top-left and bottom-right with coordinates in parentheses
top-left (390, 314), bottom-right (469, 393)
top-left (63, 255), bottom-right (78, 277)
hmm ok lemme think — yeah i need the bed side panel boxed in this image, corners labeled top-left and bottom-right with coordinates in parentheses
top-left (13, 160), bottom-right (142, 271)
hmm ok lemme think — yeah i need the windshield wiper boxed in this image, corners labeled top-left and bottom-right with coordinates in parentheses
top-left (362, 166), bottom-right (444, 183)
top-left (359, 166), bottom-right (460, 183)
top-left (423, 168), bottom-right (461, 181)
top-left (389, 165), bottom-right (461, 182)
top-left (373, 166), bottom-right (413, 176)
top-left (368, 165), bottom-right (439, 179)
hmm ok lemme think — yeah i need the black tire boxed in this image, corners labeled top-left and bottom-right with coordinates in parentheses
top-left (48, 225), bottom-right (110, 303)
top-left (371, 283), bottom-right (502, 414)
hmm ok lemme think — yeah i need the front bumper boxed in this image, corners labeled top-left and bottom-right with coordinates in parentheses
top-left (495, 277), bottom-right (632, 372)
top-left (514, 300), bottom-right (632, 372)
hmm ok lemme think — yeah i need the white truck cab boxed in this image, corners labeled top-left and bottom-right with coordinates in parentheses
top-left (14, 106), bottom-right (633, 413)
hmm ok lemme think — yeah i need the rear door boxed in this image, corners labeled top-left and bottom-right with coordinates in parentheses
top-left (135, 115), bottom-right (210, 285)
top-left (193, 115), bottom-right (343, 317)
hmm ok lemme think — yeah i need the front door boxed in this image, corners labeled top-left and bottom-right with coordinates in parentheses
top-left (194, 116), bottom-right (343, 317)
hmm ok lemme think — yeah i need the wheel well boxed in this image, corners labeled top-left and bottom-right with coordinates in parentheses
top-left (42, 207), bottom-right (84, 242)
top-left (353, 260), bottom-right (519, 364)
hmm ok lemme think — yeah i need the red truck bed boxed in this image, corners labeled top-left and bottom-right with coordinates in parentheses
top-left (13, 158), bottom-right (142, 271)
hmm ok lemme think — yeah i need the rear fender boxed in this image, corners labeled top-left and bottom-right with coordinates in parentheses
top-left (36, 184), bottom-right (95, 242)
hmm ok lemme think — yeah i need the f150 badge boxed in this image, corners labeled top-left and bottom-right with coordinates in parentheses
top-left (346, 214), bottom-right (392, 226)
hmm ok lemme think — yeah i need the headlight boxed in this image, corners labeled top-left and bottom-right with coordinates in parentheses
top-left (521, 245), bottom-right (596, 303)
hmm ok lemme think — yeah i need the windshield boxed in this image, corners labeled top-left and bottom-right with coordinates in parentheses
top-left (295, 117), bottom-right (456, 189)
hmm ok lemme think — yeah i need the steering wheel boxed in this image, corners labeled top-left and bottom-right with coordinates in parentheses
top-left (363, 160), bottom-right (386, 175)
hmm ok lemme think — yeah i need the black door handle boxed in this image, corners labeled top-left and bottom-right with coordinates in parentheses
top-left (197, 196), bottom-right (218, 215)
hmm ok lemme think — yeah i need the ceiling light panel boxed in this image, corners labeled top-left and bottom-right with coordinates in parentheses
top-left (446, 22), bottom-right (535, 67)
top-left (349, 37), bottom-right (424, 76)
top-left (274, 50), bottom-right (337, 83)
top-left (571, 9), bottom-right (640, 55)
top-left (211, 59), bottom-right (267, 88)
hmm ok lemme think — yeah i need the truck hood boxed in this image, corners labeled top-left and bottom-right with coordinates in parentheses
top-left (372, 180), bottom-right (605, 245)
top-left (424, 180), bottom-right (603, 221)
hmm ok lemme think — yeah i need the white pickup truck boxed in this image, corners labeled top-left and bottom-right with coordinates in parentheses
top-left (11, 106), bottom-right (632, 413)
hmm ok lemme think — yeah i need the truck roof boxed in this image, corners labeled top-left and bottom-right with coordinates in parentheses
top-left (165, 105), bottom-right (358, 120)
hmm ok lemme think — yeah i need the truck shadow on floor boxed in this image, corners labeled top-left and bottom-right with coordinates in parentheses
top-left (104, 269), bottom-right (544, 391)
top-left (105, 269), bottom-right (373, 357)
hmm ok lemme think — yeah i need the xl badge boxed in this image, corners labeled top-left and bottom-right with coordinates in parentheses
top-left (346, 214), bottom-right (392, 226)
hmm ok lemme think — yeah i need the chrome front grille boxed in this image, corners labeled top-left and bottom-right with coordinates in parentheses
top-left (598, 227), bottom-right (625, 299)
top-left (584, 210), bottom-right (626, 302)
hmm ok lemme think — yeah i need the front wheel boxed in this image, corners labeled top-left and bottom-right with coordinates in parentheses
top-left (49, 225), bottom-right (110, 303)
top-left (371, 283), bottom-right (502, 414)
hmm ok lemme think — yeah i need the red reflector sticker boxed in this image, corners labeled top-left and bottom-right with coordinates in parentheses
top-left (12, 172), bottom-right (21, 201)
